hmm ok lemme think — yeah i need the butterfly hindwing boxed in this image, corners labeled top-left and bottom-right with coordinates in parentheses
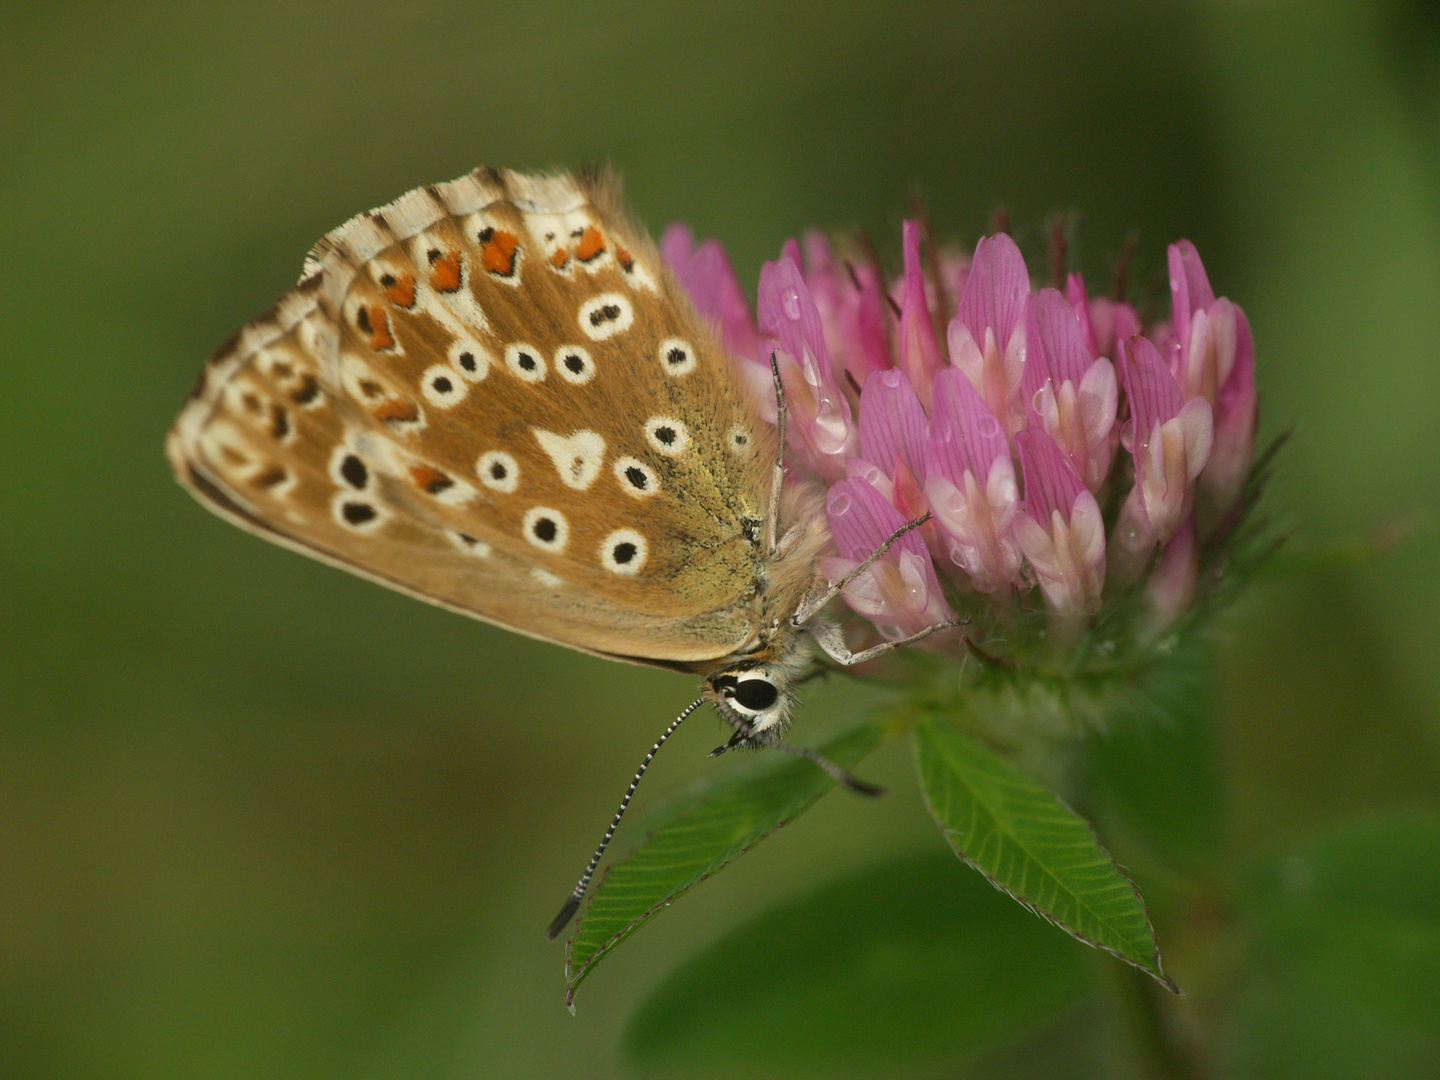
top-left (168, 168), bottom-right (776, 665)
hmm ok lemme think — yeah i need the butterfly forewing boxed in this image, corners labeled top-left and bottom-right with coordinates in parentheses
top-left (168, 168), bottom-right (775, 665)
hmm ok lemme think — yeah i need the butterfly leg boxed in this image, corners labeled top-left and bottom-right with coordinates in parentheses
top-left (806, 616), bottom-right (966, 668)
top-left (791, 512), bottom-right (934, 625)
top-left (709, 725), bottom-right (883, 796)
top-left (763, 351), bottom-right (787, 558)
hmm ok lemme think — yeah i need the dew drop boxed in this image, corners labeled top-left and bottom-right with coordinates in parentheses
top-left (781, 286), bottom-right (802, 321)
top-left (978, 415), bottom-right (1003, 440)
top-left (829, 492), bottom-right (852, 516)
top-left (880, 368), bottom-right (903, 388)
top-left (901, 572), bottom-right (924, 607)
top-left (812, 390), bottom-right (851, 454)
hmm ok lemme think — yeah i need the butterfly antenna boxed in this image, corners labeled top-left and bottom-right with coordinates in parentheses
top-left (546, 697), bottom-right (706, 940)
top-left (764, 351), bottom-right (787, 557)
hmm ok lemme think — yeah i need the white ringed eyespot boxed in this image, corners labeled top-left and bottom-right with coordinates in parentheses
top-left (658, 337), bottom-right (696, 376)
top-left (613, 456), bottom-right (659, 498)
top-left (477, 450), bottom-right (519, 493)
top-left (577, 293), bottom-right (633, 340)
top-left (554, 344), bottom-right (595, 385)
top-left (599, 529), bottom-right (647, 575)
top-left (644, 417), bottom-right (690, 456)
top-left (505, 342), bottom-right (546, 382)
top-left (523, 507), bottom-right (569, 552)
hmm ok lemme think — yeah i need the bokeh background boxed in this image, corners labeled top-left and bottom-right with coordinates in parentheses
top-left (4, 1), bottom-right (1438, 1077)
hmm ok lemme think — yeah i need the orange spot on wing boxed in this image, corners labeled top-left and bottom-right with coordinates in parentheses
top-left (480, 229), bottom-right (520, 276)
top-left (549, 247), bottom-right (570, 269)
top-left (383, 272), bottom-right (416, 307)
top-left (575, 226), bottom-right (605, 262)
top-left (427, 250), bottom-right (462, 293)
top-left (373, 398), bottom-right (419, 424)
top-left (357, 304), bottom-right (396, 350)
top-left (409, 464), bottom-right (453, 494)
top-left (615, 244), bottom-right (634, 271)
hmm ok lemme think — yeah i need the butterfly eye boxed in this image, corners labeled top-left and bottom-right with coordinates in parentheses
top-left (732, 677), bottom-right (780, 712)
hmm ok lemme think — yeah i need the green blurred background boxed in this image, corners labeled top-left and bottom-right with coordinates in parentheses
top-left (4, 1), bottom-right (1438, 1077)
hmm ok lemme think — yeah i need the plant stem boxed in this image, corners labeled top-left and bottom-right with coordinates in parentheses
top-left (1110, 963), bottom-right (1206, 1080)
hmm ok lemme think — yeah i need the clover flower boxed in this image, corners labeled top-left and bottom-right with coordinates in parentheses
top-left (662, 218), bottom-right (1258, 643)
top-left (564, 207), bottom-right (1273, 1007)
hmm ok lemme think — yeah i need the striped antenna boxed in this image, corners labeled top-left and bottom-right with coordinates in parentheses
top-left (546, 697), bottom-right (706, 940)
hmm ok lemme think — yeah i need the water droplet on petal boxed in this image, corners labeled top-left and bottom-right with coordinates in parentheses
top-left (978, 415), bottom-right (1002, 439)
top-left (829, 492), bottom-right (852, 516)
top-left (800, 350), bottom-right (823, 388)
top-left (817, 408), bottom-right (846, 455)
top-left (899, 553), bottom-right (926, 604)
top-left (782, 287), bottom-right (802, 321)
top-left (812, 383), bottom-right (851, 454)
top-left (880, 368), bottom-right (903, 389)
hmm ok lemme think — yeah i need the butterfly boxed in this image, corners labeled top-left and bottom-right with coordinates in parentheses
top-left (167, 167), bottom-right (958, 936)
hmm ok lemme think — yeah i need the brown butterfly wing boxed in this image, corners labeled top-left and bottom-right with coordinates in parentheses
top-left (167, 168), bottom-right (775, 666)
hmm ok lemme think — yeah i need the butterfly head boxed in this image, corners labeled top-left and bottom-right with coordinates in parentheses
top-left (707, 664), bottom-right (794, 745)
